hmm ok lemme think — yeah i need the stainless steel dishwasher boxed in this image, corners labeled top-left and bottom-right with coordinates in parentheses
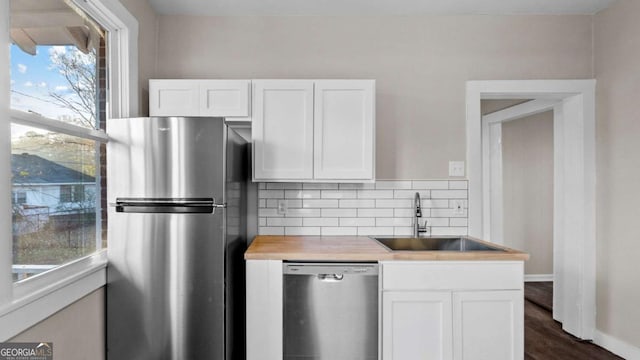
top-left (283, 262), bottom-right (379, 360)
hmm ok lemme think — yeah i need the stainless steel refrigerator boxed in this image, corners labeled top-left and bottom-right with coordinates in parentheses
top-left (106, 117), bottom-right (250, 360)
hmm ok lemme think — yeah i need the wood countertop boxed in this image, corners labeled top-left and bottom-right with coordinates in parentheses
top-left (245, 236), bottom-right (530, 261)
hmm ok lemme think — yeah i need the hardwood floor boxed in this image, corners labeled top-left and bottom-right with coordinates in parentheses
top-left (524, 281), bottom-right (553, 311)
top-left (524, 282), bottom-right (622, 360)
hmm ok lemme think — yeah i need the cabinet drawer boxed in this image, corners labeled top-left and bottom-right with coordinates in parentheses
top-left (381, 261), bottom-right (523, 291)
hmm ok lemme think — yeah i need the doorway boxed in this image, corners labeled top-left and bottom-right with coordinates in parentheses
top-left (466, 80), bottom-right (596, 340)
top-left (481, 100), bottom-right (555, 282)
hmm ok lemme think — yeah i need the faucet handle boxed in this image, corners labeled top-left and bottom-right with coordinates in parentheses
top-left (418, 219), bottom-right (428, 232)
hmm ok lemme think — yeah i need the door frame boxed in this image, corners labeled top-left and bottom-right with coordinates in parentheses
top-left (481, 98), bottom-right (559, 246)
top-left (466, 80), bottom-right (596, 340)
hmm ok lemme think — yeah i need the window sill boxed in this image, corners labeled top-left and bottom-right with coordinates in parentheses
top-left (0, 250), bottom-right (107, 341)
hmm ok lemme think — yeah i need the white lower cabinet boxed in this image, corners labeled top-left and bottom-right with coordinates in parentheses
top-left (382, 291), bottom-right (453, 360)
top-left (381, 261), bottom-right (524, 360)
top-left (453, 291), bottom-right (523, 360)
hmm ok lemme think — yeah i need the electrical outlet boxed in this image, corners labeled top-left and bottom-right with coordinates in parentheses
top-left (453, 200), bottom-right (465, 215)
top-left (277, 200), bottom-right (288, 215)
top-left (449, 161), bottom-right (465, 177)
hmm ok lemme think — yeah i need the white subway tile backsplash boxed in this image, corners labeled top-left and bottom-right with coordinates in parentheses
top-left (424, 218), bottom-right (449, 227)
top-left (266, 183), bottom-right (303, 190)
top-left (322, 208), bottom-right (357, 217)
top-left (303, 199), bottom-right (339, 208)
top-left (431, 208), bottom-right (467, 218)
top-left (422, 199), bottom-right (450, 208)
top-left (339, 183), bottom-right (375, 190)
top-left (394, 190), bottom-right (430, 199)
top-left (340, 199), bottom-right (375, 208)
top-left (286, 208), bottom-right (321, 217)
top-left (449, 200), bottom-right (468, 208)
top-left (450, 218), bottom-right (468, 227)
top-left (376, 199), bottom-right (412, 208)
top-left (321, 190), bottom-right (357, 199)
top-left (340, 218), bottom-right (375, 227)
top-left (258, 208), bottom-right (283, 217)
top-left (358, 190), bottom-right (394, 199)
top-left (321, 227), bottom-right (357, 236)
top-left (267, 199), bottom-right (302, 209)
top-left (448, 181), bottom-right (468, 190)
top-left (259, 227), bottom-right (284, 235)
top-left (304, 217), bottom-right (339, 227)
top-left (257, 180), bottom-right (468, 237)
top-left (376, 217), bottom-right (413, 227)
top-left (412, 180), bottom-right (449, 190)
top-left (285, 190), bottom-right (321, 199)
top-left (303, 183), bottom-right (339, 190)
top-left (286, 227), bottom-right (321, 236)
top-left (394, 227), bottom-right (414, 236)
top-left (430, 190), bottom-right (468, 199)
top-left (357, 227), bottom-right (394, 236)
top-left (267, 217), bottom-right (302, 227)
top-left (259, 189), bottom-right (284, 199)
top-left (430, 227), bottom-right (468, 236)
top-left (358, 208), bottom-right (393, 217)
top-left (375, 180), bottom-right (412, 190)
top-left (394, 209), bottom-right (414, 217)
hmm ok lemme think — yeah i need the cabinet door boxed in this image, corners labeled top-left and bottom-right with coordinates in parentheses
top-left (252, 80), bottom-right (314, 180)
top-left (314, 80), bottom-right (375, 180)
top-left (199, 80), bottom-right (250, 117)
top-left (149, 80), bottom-right (199, 116)
top-left (453, 291), bottom-right (524, 360)
top-left (382, 291), bottom-right (453, 360)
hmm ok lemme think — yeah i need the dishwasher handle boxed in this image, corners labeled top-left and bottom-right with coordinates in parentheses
top-left (317, 273), bottom-right (344, 282)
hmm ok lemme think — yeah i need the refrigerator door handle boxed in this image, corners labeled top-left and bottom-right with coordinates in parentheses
top-left (112, 198), bottom-right (225, 214)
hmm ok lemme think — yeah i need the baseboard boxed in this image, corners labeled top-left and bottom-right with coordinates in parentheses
top-left (593, 329), bottom-right (640, 359)
top-left (524, 274), bottom-right (554, 282)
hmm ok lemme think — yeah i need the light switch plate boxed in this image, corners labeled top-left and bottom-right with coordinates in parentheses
top-left (449, 161), bottom-right (465, 177)
top-left (277, 200), bottom-right (288, 215)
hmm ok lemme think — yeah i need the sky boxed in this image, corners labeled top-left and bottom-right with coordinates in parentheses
top-left (10, 44), bottom-right (95, 137)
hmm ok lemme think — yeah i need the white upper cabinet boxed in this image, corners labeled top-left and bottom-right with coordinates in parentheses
top-left (149, 79), bottom-right (250, 117)
top-left (314, 80), bottom-right (375, 180)
top-left (252, 80), bottom-right (314, 180)
top-left (252, 79), bottom-right (375, 182)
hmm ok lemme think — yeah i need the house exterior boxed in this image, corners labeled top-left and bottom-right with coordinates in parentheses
top-left (11, 153), bottom-right (96, 235)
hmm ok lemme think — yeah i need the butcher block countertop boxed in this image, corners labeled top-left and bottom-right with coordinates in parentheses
top-left (245, 236), bottom-right (529, 261)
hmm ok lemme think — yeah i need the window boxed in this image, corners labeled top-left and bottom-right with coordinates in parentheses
top-left (1, 0), bottom-right (137, 339)
top-left (12, 191), bottom-right (27, 205)
top-left (9, 0), bottom-right (108, 281)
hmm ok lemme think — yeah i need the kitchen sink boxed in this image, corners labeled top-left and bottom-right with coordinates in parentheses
top-left (372, 236), bottom-right (505, 252)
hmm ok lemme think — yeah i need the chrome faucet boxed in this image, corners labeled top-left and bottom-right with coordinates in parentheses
top-left (413, 192), bottom-right (428, 237)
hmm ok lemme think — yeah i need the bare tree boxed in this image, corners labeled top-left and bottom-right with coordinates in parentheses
top-left (48, 46), bottom-right (97, 128)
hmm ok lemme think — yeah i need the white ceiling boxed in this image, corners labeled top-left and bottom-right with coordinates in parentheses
top-left (147, 0), bottom-right (616, 16)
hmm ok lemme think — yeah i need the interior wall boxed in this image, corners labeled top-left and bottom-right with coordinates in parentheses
top-left (594, 0), bottom-right (640, 348)
top-left (153, 14), bottom-right (593, 179)
top-left (119, 0), bottom-right (158, 117)
top-left (501, 111), bottom-right (554, 275)
top-left (10, 288), bottom-right (105, 360)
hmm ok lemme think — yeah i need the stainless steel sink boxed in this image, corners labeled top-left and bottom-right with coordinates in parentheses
top-left (372, 236), bottom-right (505, 252)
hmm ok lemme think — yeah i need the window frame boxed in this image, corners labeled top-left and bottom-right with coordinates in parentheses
top-left (0, 0), bottom-right (138, 341)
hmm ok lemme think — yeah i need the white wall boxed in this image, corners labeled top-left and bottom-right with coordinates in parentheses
top-left (10, 288), bottom-right (105, 360)
top-left (118, 0), bottom-right (158, 116)
top-left (594, 0), bottom-right (640, 349)
top-left (154, 14), bottom-right (593, 179)
top-left (502, 112), bottom-right (554, 275)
